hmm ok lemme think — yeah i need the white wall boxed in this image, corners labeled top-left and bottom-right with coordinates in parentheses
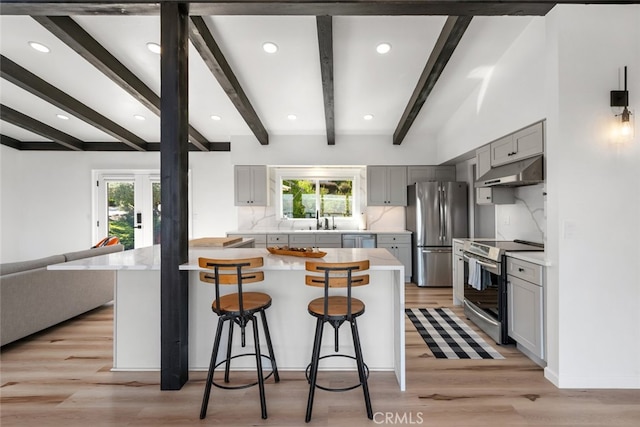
top-left (544, 5), bottom-right (640, 388)
top-left (436, 17), bottom-right (547, 164)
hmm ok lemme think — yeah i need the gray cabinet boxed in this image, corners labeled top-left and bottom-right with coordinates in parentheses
top-left (226, 233), bottom-right (267, 248)
top-left (491, 122), bottom-right (544, 166)
top-left (507, 257), bottom-right (545, 365)
top-left (407, 166), bottom-right (456, 184)
top-left (234, 165), bottom-right (267, 206)
top-left (475, 145), bottom-right (514, 205)
top-left (367, 166), bottom-right (407, 206)
top-left (267, 234), bottom-right (288, 246)
top-left (288, 233), bottom-right (341, 248)
top-left (378, 234), bottom-right (411, 282)
top-left (452, 240), bottom-right (465, 306)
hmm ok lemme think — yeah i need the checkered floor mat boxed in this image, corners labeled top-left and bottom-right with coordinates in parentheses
top-left (405, 307), bottom-right (504, 359)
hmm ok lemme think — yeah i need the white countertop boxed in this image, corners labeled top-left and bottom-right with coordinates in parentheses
top-left (505, 251), bottom-right (549, 266)
top-left (49, 246), bottom-right (403, 271)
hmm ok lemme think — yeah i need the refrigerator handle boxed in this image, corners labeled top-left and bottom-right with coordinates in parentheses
top-left (441, 184), bottom-right (447, 242)
top-left (438, 184), bottom-right (445, 242)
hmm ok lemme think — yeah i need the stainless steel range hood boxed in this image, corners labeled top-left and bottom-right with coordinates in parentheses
top-left (475, 155), bottom-right (544, 187)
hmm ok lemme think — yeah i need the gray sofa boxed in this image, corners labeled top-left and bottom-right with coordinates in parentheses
top-left (0, 244), bottom-right (124, 346)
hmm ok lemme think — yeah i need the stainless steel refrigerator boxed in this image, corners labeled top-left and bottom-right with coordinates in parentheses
top-left (406, 182), bottom-right (468, 287)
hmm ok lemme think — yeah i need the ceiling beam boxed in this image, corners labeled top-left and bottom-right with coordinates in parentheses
top-left (33, 15), bottom-right (210, 151)
top-left (189, 16), bottom-right (269, 145)
top-left (0, 55), bottom-right (148, 151)
top-left (0, 135), bottom-right (23, 150)
top-left (0, 104), bottom-right (84, 150)
top-left (316, 15), bottom-right (335, 146)
top-left (393, 15), bottom-right (472, 145)
top-left (2, 1), bottom-right (585, 17)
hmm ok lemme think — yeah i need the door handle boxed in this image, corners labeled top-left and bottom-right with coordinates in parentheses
top-left (136, 212), bottom-right (142, 229)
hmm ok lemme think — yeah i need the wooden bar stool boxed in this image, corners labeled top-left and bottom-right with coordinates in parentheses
top-left (304, 260), bottom-right (373, 422)
top-left (198, 256), bottom-right (279, 420)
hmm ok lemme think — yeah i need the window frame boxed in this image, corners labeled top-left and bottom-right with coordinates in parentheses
top-left (274, 167), bottom-right (360, 221)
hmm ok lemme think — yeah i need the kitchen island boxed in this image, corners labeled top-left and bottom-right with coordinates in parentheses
top-left (49, 245), bottom-right (406, 390)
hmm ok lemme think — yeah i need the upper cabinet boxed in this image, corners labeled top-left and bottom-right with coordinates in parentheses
top-left (234, 165), bottom-right (268, 206)
top-left (367, 166), bottom-right (407, 206)
top-left (407, 165), bottom-right (456, 184)
top-left (476, 144), bottom-right (514, 205)
top-left (490, 121), bottom-right (544, 167)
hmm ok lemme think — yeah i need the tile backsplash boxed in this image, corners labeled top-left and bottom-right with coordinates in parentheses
top-left (496, 183), bottom-right (546, 244)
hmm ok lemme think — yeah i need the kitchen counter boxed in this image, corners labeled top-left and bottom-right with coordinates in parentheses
top-left (506, 251), bottom-right (549, 266)
top-left (228, 229), bottom-right (410, 235)
top-left (49, 246), bottom-right (406, 390)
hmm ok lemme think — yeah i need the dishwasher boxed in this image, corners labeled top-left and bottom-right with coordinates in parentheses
top-left (341, 234), bottom-right (377, 248)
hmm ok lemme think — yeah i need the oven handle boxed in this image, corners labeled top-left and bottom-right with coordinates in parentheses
top-left (464, 299), bottom-right (499, 327)
top-left (463, 254), bottom-right (498, 270)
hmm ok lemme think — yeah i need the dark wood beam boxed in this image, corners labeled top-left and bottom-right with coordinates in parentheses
top-left (0, 55), bottom-right (148, 151)
top-left (316, 15), bottom-right (335, 145)
top-left (189, 16), bottom-right (269, 145)
top-left (0, 135), bottom-right (22, 150)
top-left (160, 1), bottom-right (190, 391)
top-left (3, 1), bottom-right (586, 17)
top-left (33, 15), bottom-right (210, 152)
top-left (393, 15), bottom-right (472, 145)
top-left (0, 104), bottom-right (84, 150)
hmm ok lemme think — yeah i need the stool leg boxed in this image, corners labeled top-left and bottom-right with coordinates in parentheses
top-left (251, 315), bottom-right (268, 419)
top-left (224, 320), bottom-right (235, 383)
top-left (259, 310), bottom-right (280, 382)
top-left (305, 318), bottom-right (324, 423)
top-left (351, 318), bottom-right (373, 419)
top-left (200, 317), bottom-right (226, 419)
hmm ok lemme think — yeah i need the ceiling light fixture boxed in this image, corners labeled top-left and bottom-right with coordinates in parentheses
top-left (56, 114), bottom-right (69, 120)
top-left (363, 114), bottom-right (374, 120)
top-left (610, 65), bottom-right (634, 143)
top-left (29, 41), bottom-right (50, 53)
top-left (134, 115), bottom-right (146, 121)
top-left (262, 42), bottom-right (278, 54)
top-left (210, 115), bottom-right (221, 121)
top-left (146, 42), bottom-right (161, 54)
top-left (376, 43), bottom-right (391, 54)
top-left (287, 114), bottom-right (297, 120)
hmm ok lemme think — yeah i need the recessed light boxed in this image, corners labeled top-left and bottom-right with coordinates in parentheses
top-left (29, 41), bottom-right (50, 53)
top-left (262, 42), bottom-right (278, 54)
top-left (56, 114), bottom-right (69, 120)
top-left (287, 114), bottom-right (297, 120)
top-left (376, 43), bottom-right (391, 55)
top-left (210, 115), bottom-right (221, 121)
top-left (146, 42), bottom-right (161, 54)
top-left (363, 114), bottom-right (374, 120)
top-left (134, 115), bottom-right (146, 121)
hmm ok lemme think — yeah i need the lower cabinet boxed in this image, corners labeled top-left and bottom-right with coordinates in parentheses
top-left (507, 257), bottom-right (545, 366)
top-left (378, 234), bottom-right (411, 282)
top-left (226, 233), bottom-right (267, 248)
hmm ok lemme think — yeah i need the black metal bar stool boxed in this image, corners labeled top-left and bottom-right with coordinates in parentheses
top-left (198, 256), bottom-right (279, 420)
top-left (304, 260), bottom-right (373, 422)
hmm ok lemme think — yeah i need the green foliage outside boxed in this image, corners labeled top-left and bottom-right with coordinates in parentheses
top-left (107, 182), bottom-right (135, 250)
top-left (282, 179), bottom-right (353, 218)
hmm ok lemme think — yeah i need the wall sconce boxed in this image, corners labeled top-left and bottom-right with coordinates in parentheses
top-left (610, 66), bottom-right (634, 142)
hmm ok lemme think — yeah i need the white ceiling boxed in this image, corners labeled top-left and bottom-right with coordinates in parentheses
top-left (0, 13), bottom-right (535, 147)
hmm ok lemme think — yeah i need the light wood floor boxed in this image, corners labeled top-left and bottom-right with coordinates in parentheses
top-left (1, 284), bottom-right (639, 426)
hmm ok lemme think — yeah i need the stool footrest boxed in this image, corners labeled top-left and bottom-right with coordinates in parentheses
top-left (305, 353), bottom-right (370, 392)
top-left (211, 353), bottom-right (277, 390)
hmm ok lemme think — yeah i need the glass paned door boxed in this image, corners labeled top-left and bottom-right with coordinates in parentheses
top-left (94, 171), bottom-right (160, 250)
top-left (106, 181), bottom-right (135, 250)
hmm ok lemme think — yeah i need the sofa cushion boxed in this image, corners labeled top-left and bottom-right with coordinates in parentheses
top-left (0, 255), bottom-right (66, 276)
top-left (63, 244), bottom-right (124, 262)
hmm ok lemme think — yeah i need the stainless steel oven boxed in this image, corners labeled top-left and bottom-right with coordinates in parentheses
top-left (462, 240), bottom-right (544, 345)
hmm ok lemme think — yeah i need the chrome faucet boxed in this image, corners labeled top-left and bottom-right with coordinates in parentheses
top-left (324, 217), bottom-right (329, 230)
